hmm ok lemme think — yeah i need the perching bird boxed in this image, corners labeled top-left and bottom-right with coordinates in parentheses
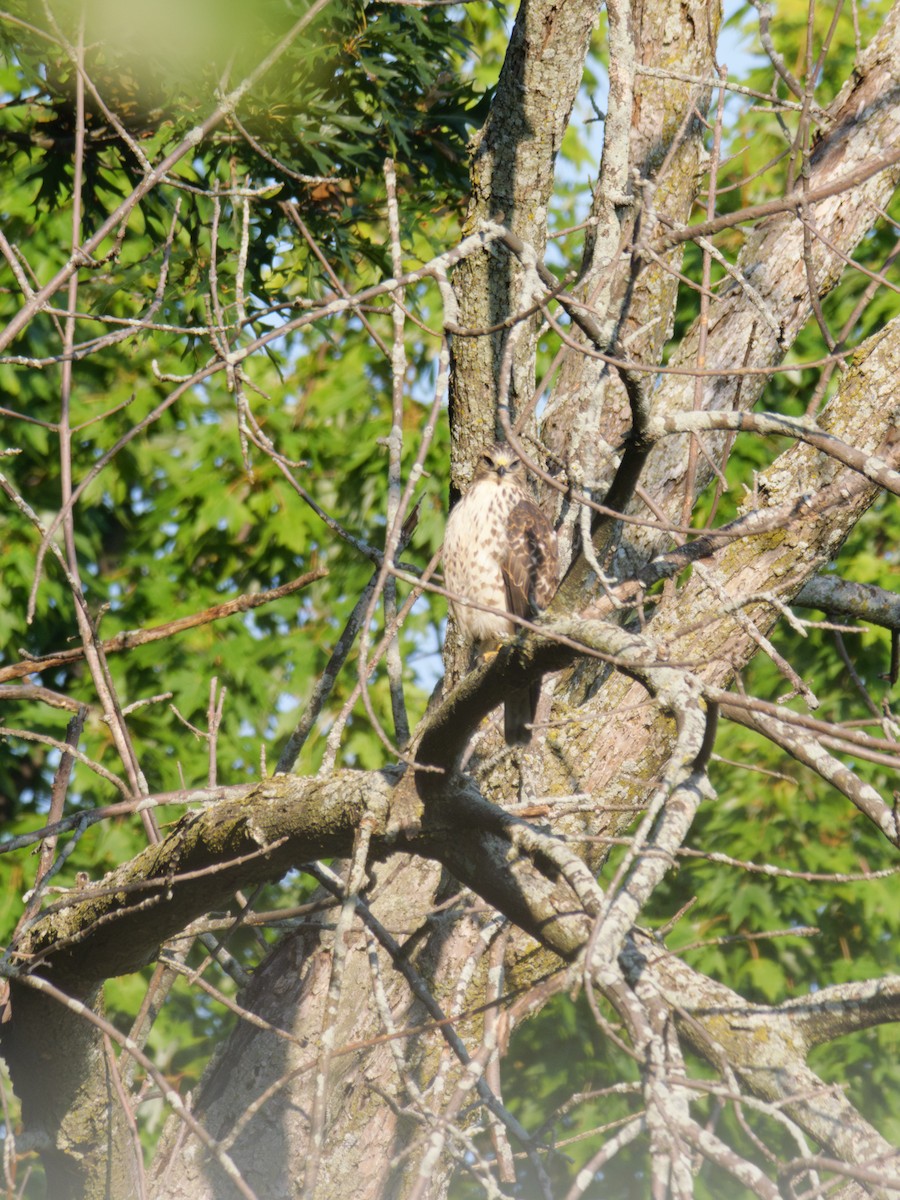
top-left (443, 441), bottom-right (559, 744)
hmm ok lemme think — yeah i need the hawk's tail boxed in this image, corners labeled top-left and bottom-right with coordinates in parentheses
top-left (504, 679), bottom-right (540, 745)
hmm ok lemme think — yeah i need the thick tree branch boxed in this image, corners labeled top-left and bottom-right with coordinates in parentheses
top-left (624, 1), bottom-right (900, 564)
top-left (448, 0), bottom-right (601, 477)
top-left (795, 574), bottom-right (900, 630)
top-left (719, 697), bottom-right (900, 844)
top-left (7, 758), bottom-right (896, 1195)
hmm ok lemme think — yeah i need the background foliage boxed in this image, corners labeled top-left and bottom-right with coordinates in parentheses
top-left (0, 0), bottom-right (898, 1195)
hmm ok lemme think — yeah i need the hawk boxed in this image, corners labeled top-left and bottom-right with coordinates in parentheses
top-left (443, 441), bottom-right (559, 744)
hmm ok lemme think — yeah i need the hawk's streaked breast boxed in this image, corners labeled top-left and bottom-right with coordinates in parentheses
top-left (444, 466), bottom-right (522, 646)
top-left (443, 442), bottom-right (559, 743)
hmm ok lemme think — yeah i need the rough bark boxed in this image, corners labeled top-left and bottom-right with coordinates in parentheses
top-left (621, 0), bottom-right (900, 565)
top-left (540, 314), bottom-right (900, 814)
top-left (4, 2), bottom-right (900, 1198)
top-left (151, 855), bottom-right (450, 1200)
top-left (11, 282), bottom-right (900, 1197)
top-left (1, 982), bottom-right (137, 1200)
top-left (448, 0), bottom-right (601, 490)
top-left (544, 0), bottom-right (721, 521)
top-left (11, 701), bottom-right (900, 1196)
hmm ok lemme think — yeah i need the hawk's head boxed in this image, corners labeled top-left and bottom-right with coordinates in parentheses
top-left (472, 442), bottom-right (524, 485)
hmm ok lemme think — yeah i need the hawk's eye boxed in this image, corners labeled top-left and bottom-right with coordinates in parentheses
top-left (482, 453), bottom-right (494, 468)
